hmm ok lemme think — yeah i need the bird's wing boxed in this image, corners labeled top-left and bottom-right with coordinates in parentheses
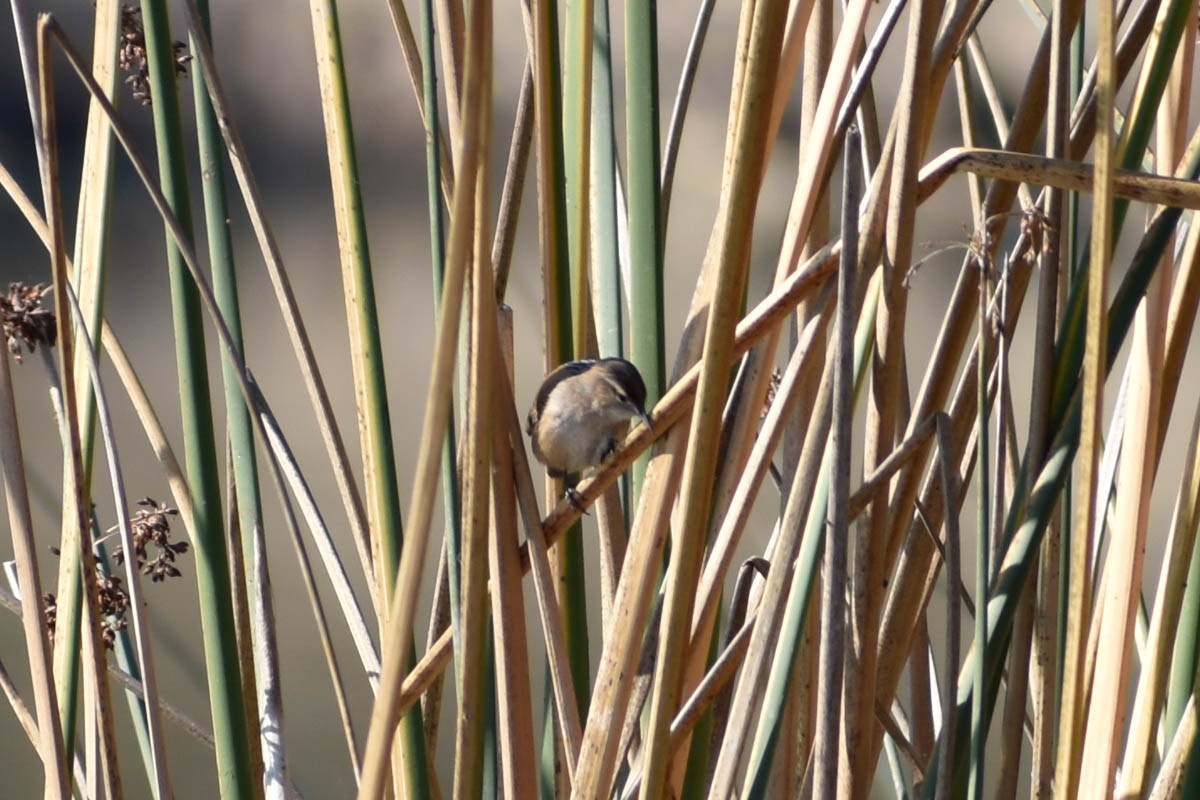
top-left (528, 359), bottom-right (596, 429)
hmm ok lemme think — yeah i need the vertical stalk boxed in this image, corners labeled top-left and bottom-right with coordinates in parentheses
top-left (565, 0), bottom-right (594, 359)
top-left (1056, 0), bottom-right (1113, 792)
top-left (419, 0), bottom-right (464, 667)
top-left (639, 0), bottom-right (787, 795)
top-left (625, 0), bottom-right (665, 498)
top-left (529, 0), bottom-right (585, 782)
top-left (845, 0), bottom-right (941, 793)
top-left (138, 3), bottom-right (254, 795)
top-left (590, 0), bottom-right (622, 362)
top-left (815, 125), bottom-right (859, 799)
top-left (188, 3), bottom-right (271, 794)
top-left (1028, 3), bottom-right (1071, 795)
top-left (0, 280), bottom-right (67, 800)
top-left (454, 136), bottom-right (494, 800)
top-left (306, 0), bottom-right (403, 615)
top-left (356, 0), bottom-right (491, 790)
top-left (969, 245), bottom-right (991, 800)
top-left (561, 0), bottom-right (600, 735)
top-left (48, 0), bottom-right (121, 765)
top-left (307, 1), bottom-right (428, 791)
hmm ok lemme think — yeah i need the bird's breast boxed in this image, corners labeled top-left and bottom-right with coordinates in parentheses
top-left (533, 400), bottom-right (630, 475)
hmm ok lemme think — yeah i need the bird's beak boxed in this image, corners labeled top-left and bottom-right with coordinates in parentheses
top-left (639, 408), bottom-right (654, 432)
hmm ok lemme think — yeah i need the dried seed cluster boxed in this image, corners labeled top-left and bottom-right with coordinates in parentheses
top-left (1, 282), bottom-right (55, 363)
top-left (43, 498), bottom-right (188, 650)
top-left (43, 575), bottom-right (131, 650)
top-left (120, 4), bottom-right (192, 106)
top-left (95, 574), bottom-right (130, 648)
top-left (114, 497), bottom-right (189, 583)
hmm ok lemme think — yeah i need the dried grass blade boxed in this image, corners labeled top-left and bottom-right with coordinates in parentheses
top-left (871, 0), bottom-right (1087, 760)
top-left (1121, 387), bottom-right (1200, 792)
top-left (1028, 4), bottom-right (1072, 790)
top-left (814, 123), bottom-right (860, 798)
top-left (715, 373), bottom-right (832, 798)
top-left (0, 293), bottom-right (68, 799)
top-left (572, 438), bottom-right (682, 798)
top-left (689, 295), bottom-right (832, 669)
top-left (917, 148), bottom-right (1200, 209)
top-left (933, 414), bottom-right (961, 800)
top-left (504, 390), bottom-right (584, 779)
top-left (380, 0), bottom-right (456, 200)
top-left (307, 0), bottom-right (406, 634)
top-left (37, 17), bottom-right (122, 796)
top-left (62, 285), bottom-right (172, 797)
top-left (356, 0), bottom-right (491, 787)
top-left (1070, 0), bottom-right (1118, 788)
top-left (1117, 28), bottom-right (1197, 795)
top-left (638, 0), bottom-right (788, 793)
top-left (454, 149), bottom-right (496, 799)
top-left (1148, 695), bottom-right (1197, 800)
top-left (0, 655), bottom-right (40, 748)
top-left (775, 0), bottom-right (876, 281)
top-left (433, 0), bottom-right (466, 155)
top-left (181, 1), bottom-right (375, 604)
top-left (486, 309), bottom-right (538, 796)
top-left (618, 607), bottom-right (758, 799)
top-left (847, 0), bottom-right (942, 791)
top-left (660, 0), bottom-right (718, 224)
top-left (249, 387), bottom-right (382, 686)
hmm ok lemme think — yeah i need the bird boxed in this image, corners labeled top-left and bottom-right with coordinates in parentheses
top-left (526, 357), bottom-right (653, 485)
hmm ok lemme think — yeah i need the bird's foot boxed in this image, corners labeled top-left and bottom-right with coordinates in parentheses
top-left (564, 486), bottom-right (590, 514)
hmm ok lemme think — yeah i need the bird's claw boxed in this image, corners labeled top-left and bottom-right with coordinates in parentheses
top-left (564, 486), bottom-right (590, 514)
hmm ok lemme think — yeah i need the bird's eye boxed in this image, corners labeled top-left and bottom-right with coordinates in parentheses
top-left (616, 392), bottom-right (628, 404)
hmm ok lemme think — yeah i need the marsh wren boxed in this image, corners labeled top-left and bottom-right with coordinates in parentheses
top-left (526, 358), bottom-right (653, 482)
